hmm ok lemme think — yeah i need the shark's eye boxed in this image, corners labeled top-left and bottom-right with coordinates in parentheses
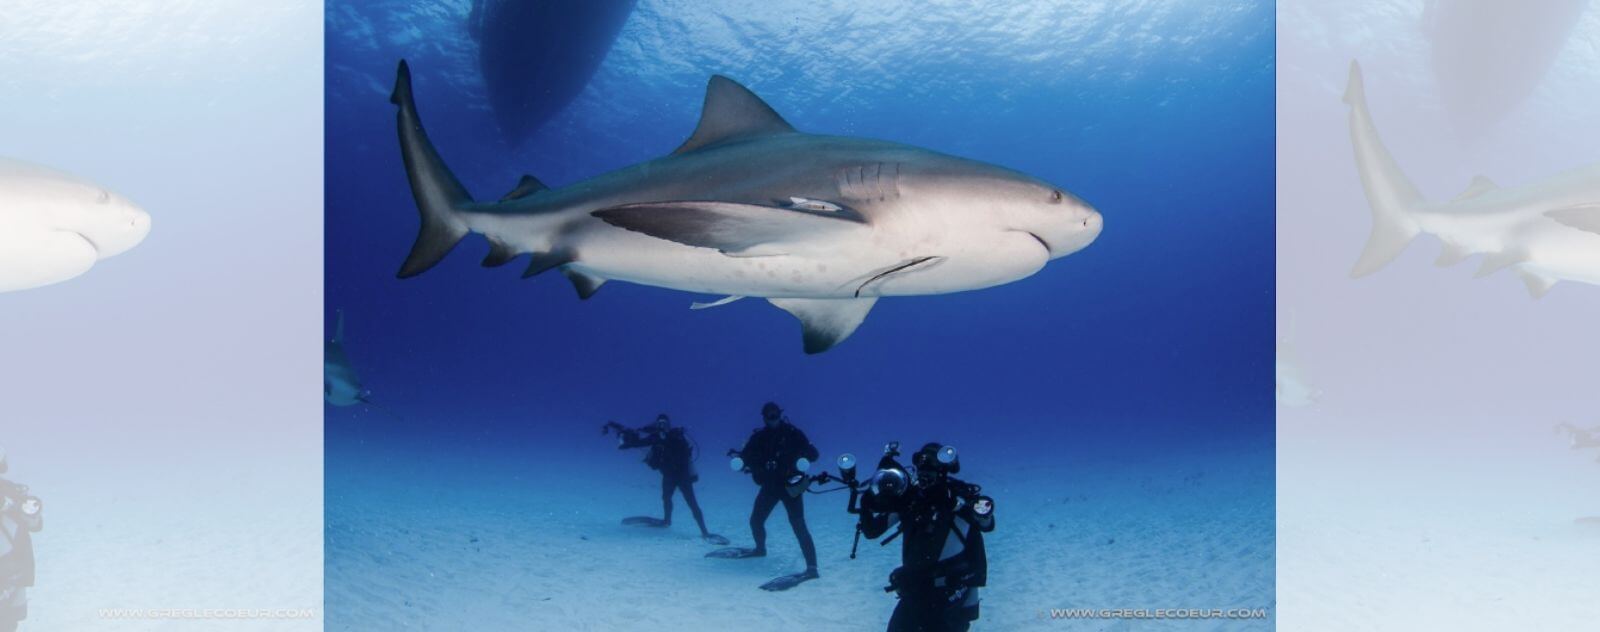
top-left (1049, 190), bottom-right (1063, 204)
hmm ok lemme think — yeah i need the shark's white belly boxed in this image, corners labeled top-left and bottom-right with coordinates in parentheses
top-left (0, 216), bottom-right (98, 292)
top-left (563, 219), bottom-right (1049, 299)
top-left (1516, 220), bottom-right (1600, 286)
top-left (1415, 210), bottom-right (1521, 255)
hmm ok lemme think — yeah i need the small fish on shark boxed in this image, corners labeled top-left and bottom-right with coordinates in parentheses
top-left (387, 61), bottom-right (1103, 353)
top-left (1344, 60), bottom-right (1600, 298)
top-left (1, 158), bottom-right (151, 292)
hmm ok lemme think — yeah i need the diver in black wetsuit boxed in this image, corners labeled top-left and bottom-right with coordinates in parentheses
top-left (851, 442), bottom-right (994, 632)
top-left (604, 415), bottom-right (726, 544)
top-left (707, 402), bottom-right (821, 591)
top-left (0, 446), bottom-right (43, 632)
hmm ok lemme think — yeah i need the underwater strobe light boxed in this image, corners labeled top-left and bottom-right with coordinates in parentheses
top-left (937, 445), bottom-right (957, 465)
top-left (971, 496), bottom-right (993, 517)
top-left (836, 453), bottom-right (858, 482)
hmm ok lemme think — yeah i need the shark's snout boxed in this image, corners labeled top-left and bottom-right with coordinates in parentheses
top-left (1045, 203), bottom-right (1102, 259)
top-left (94, 204), bottom-right (152, 259)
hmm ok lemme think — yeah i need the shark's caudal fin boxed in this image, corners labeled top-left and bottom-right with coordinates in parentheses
top-left (392, 60), bottom-right (474, 278)
top-left (1345, 60), bottom-right (1424, 278)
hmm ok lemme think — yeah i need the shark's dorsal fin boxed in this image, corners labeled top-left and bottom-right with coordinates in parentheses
top-left (672, 75), bottom-right (795, 155)
top-left (500, 175), bottom-right (548, 201)
top-left (333, 309), bottom-right (345, 345)
top-left (1451, 175), bottom-right (1498, 202)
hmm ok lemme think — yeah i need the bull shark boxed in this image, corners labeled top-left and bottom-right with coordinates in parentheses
top-left (389, 60), bottom-right (1103, 353)
top-left (1344, 60), bottom-right (1600, 297)
top-left (0, 158), bottom-right (151, 292)
top-left (324, 310), bottom-right (369, 406)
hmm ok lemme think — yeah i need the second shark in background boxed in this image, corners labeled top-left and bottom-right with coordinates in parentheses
top-left (1344, 60), bottom-right (1600, 297)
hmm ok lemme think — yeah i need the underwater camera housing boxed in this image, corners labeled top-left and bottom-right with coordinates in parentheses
top-left (0, 484), bottom-right (41, 518)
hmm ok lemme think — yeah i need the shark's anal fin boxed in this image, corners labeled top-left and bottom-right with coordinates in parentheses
top-left (768, 297), bottom-right (878, 354)
top-left (522, 251), bottom-right (573, 278)
top-left (500, 175), bottom-right (548, 202)
top-left (691, 295), bottom-right (745, 310)
top-left (481, 239), bottom-right (520, 267)
top-left (563, 268), bottom-right (607, 300)
top-left (1545, 204), bottom-right (1600, 236)
top-left (1474, 249), bottom-right (1527, 278)
top-left (1451, 175), bottom-right (1498, 202)
top-left (1434, 242), bottom-right (1471, 267)
top-left (593, 201), bottom-right (867, 255)
top-left (1520, 270), bottom-right (1557, 299)
top-left (672, 76), bottom-right (796, 155)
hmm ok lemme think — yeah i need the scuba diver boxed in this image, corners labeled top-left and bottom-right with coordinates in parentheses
top-left (829, 441), bottom-right (995, 631)
top-left (707, 401), bottom-right (821, 592)
top-left (603, 414), bottom-right (727, 545)
top-left (0, 446), bottom-right (43, 632)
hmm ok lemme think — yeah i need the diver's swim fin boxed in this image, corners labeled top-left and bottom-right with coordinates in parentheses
top-left (702, 533), bottom-right (730, 545)
top-left (705, 547), bottom-right (765, 559)
top-left (759, 569), bottom-right (819, 591)
top-left (621, 516), bottom-right (668, 527)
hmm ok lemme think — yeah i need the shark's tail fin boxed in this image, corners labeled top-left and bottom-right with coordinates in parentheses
top-left (392, 60), bottom-right (473, 278)
top-left (1344, 60), bottom-right (1424, 278)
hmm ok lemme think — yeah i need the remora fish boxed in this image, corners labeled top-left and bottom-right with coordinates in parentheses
top-left (390, 61), bottom-right (1103, 352)
top-left (0, 158), bottom-right (150, 292)
top-left (1344, 60), bottom-right (1600, 297)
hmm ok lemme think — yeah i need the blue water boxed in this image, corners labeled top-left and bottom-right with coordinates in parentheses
top-left (326, 0), bottom-right (1274, 628)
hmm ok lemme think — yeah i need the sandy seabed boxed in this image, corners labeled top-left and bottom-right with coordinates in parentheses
top-left (326, 437), bottom-right (1273, 631)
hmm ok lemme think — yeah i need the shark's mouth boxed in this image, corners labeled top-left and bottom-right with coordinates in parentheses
top-left (1025, 231), bottom-right (1052, 254)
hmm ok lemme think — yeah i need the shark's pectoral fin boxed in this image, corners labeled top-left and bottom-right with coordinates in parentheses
top-left (593, 201), bottom-right (867, 255)
top-left (691, 295), bottom-right (745, 310)
top-left (849, 256), bottom-right (947, 297)
top-left (500, 175), bottom-right (549, 202)
top-left (563, 268), bottom-right (607, 300)
top-left (481, 238), bottom-right (520, 267)
top-left (1434, 242), bottom-right (1471, 267)
top-left (1474, 249), bottom-right (1526, 278)
top-left (1545, 204), bottom-right (1600, 236)
top-left (1519, 270), bottom-right (1557, 299)
top-left (768, 297), bottom-right (877, 354)
top-left (1451, 175), bottom-right (1498, 201)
